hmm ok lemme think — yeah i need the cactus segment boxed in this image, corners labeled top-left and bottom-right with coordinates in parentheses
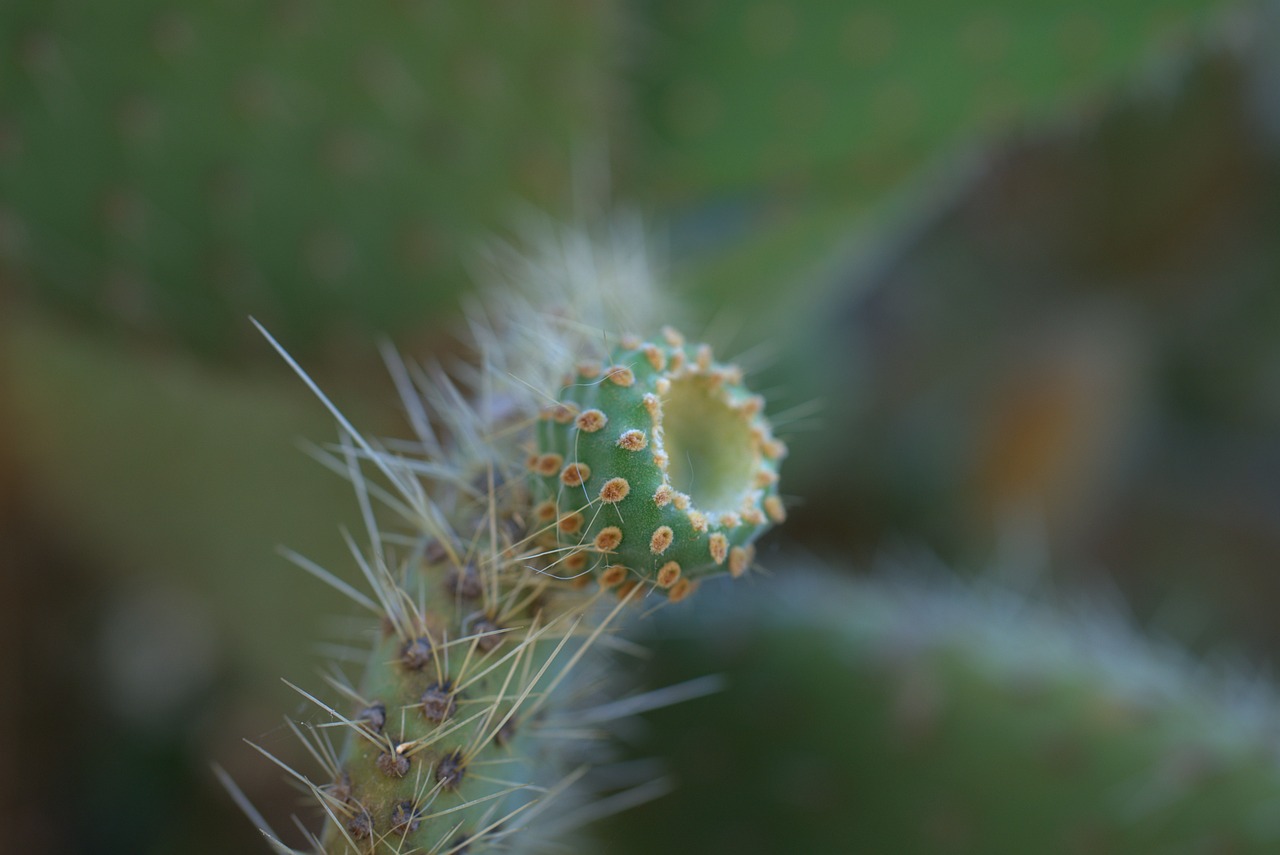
top-left (309, 550), bottom-right (612, 855)
top-left (604, 568), bottom-right (1280, 853)
top-left (531, 332), bottom-right (784, 598)
top-left (240, 370), bottom-right (628, 855)
top-left (235, 222), bottom-right (789, 852)
top-left (0, 1), bottom-right (615, 354)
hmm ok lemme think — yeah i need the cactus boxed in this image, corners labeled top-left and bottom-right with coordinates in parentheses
top-left (529, 329), bottom-right (785, 601)
top-left (10, 5), bottom-right (1274, 851)
top-left (0, 0), bottom-right (615, 355)
top-left (629, 0), bottom-right (1235, 366)
top-left (599, 567), bottom-right (1280, 853)
top-left (634, 0), bottom-right (1228, 205)
top-left (226, 220), bottom-right (786, 853)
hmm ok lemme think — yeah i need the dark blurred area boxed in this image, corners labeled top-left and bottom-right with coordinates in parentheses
top-left (3, 0), bottom-right (1279, 852)
top-left (793, 28), bottom-right (1280, 653)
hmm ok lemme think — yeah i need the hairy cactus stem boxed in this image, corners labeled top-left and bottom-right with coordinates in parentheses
top-left (229, 224), bottom-right (787, 853)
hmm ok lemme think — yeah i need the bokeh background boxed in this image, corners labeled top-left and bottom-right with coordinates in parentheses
top-left (4, 0), bottom-right (1280, 851)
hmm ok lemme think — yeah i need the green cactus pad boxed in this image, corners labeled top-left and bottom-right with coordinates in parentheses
top-left (531, 328), bottom-right (785, 600)
top-left (0, 0), bottom-right (615, 355)
top-left (602, 569), bottom-right (1280, 853)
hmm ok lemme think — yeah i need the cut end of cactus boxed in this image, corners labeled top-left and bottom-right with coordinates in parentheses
top-left (530, 329), bottom-right (785, 600)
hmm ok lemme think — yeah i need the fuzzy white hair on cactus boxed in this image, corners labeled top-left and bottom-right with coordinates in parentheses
top-left (220, 219), bottom-right (784, 853)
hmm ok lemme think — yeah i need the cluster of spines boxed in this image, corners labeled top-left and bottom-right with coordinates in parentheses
top-left (529, 326), bottom-right (786, 601)
top-left (237, 217), bottom-right (788, 851)
top-left (250, 472), bottom-right (647, 855)
top-left (237, 322), bottom-right (665, 854)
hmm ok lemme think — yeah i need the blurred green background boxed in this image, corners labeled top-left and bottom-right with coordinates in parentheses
top-left (4, 0), bottom-right (1280, 852)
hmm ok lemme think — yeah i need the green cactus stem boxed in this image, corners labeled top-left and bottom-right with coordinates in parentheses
top-left (530, 328), bottom-right (785, 601)
top-left (230, 221), bottom-right (788, 853)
